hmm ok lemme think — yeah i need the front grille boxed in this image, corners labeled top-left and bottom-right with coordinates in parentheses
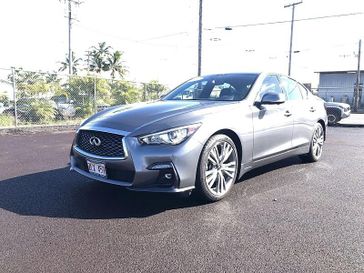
top-left (76, 130), bottom-right (125, 158)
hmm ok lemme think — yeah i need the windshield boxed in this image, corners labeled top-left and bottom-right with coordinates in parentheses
top-left (163, 74), bottom-right (258, 101)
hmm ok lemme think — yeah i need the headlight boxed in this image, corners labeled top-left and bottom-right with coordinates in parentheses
top-left (139, 123), bottom-right (201, 145)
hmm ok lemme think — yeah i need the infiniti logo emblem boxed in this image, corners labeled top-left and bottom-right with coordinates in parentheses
top-left (89, 136), bottom-right (101, 146)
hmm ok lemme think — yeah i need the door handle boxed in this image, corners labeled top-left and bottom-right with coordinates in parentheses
top-left (284, 110), bottom-right (292, 117)
top-left (309, 107), bottom-right (316, 112)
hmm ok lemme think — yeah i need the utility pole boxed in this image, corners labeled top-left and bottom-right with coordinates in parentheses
top-left (197, 0), bottom-right (203, 76)
top-left (68, 0), bottom-right (72, 75)
top-left (11, 67), bottom-right (17, 127)
top-left (62, 0), bottom-right (81, 75)
top-left (284, 1), bottom-right (302, 76)
top-left (354, 39), bottom-right (362, 112)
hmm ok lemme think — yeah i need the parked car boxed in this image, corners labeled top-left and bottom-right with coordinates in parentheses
top-left (70, 73), bottom-right (327, 201)
top-left (3, 98), bottom-right (58, 120)
top-left (312, 96), bottom-right (350, 125)
top-left (52, 96), bottom-right (76, 118)
top-left (4, 97), bottom-right (77, 121)
top-left (0, 103), bottom-right (6, 114)
top-left (324, 101), bottom-right (351, 125)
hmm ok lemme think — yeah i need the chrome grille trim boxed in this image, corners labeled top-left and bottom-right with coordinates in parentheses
top-left (73, 143), bottom-right (128, 160)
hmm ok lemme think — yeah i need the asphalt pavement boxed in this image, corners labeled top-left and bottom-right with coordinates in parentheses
top-left (0, 127), bottom-right (364, 273)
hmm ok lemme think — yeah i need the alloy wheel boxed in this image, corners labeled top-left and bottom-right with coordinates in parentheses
top-left (312, 124), bottom-right (324, 159)
top-left (327, 114), bottom-right (337, 125)
top-left (204, 141), bottom-right (238, 197)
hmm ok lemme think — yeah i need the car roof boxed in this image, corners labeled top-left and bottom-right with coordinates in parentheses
top-left (201, 72), bottom-right (261, 77)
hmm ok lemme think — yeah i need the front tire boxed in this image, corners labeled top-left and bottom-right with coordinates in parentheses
top-left (327, 109), bottom-right (341, 125)
top-left (196, 134), bottom-right (239, 202)
top-left (303, 123), bottom-right (324, 162)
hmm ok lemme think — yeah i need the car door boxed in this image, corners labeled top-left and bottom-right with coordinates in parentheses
top-left (279, 76), bottom-right (317, 148)
top-left (252, 75), bottom-right (294, 161)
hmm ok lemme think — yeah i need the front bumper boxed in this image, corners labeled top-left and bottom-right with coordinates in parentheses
top-left (70, 128), bottom-right (203, 193)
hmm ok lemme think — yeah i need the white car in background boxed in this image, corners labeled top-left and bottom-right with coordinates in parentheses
top-left (314, 97), bottom-right (351, 125)
top-left (0, 103), bottom-right (7, 114)
top-left (52, 96), bottom-right (76, 118)
top-left (324, 101), bottom-right (351, 125)
top-left (57, 102), bottom-right (76, 118)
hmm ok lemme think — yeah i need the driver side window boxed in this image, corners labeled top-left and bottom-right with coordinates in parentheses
top-left (257, 75), bottom-right (283, 101)
top-left (280, 76), bottom-right (303, 101)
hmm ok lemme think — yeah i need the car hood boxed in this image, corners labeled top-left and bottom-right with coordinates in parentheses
top-left (82, 100), bottom-right (236, 134)
top-left (324, 102), bottom-right (350, 108)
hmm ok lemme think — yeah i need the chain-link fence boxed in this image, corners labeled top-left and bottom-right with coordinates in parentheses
top-left (0, 68), bottom-right (168, 128)
top-left (314, 86), bottom-right (363, 110)
top-left (1, 68), bottom-right (363, 128)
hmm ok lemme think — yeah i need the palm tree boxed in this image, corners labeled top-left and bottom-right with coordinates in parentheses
top-left (88, 42), bottom-right (112, 74)
top-left (58, 52), bottom-right (82, 74)
top-left (107, 51), bottom-right (127, 79)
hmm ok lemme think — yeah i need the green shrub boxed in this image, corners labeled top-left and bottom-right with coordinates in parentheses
top-left (28, 100), bottom-right (56, 122)
top-left (0, 114), bottom-right (14, 127)
top-left (75, 102), bottom-right (93, 118)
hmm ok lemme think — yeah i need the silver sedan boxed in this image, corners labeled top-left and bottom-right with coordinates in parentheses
top-left (70, 73), bottom-right (327, 201)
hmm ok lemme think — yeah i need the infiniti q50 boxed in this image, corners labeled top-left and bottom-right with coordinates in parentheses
top-left (70, 73), bottom-right (327, 201)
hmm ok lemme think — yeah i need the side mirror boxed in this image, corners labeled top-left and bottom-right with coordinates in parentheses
top-left (255, 92), bottom-right (285, 109)
top-left (261, 92), bottom-right (285, 105)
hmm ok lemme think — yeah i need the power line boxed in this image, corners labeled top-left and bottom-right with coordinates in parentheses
top-left (137, 32), bottom-right (189, 42)
top-left (211, 11), bottom-right (364, 30)
top-left (75, 23), bottom-right (193, 48)
top-left (73, 10), bottom-right (363, 51)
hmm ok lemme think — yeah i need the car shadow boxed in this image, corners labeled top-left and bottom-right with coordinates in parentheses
top-left (0, 156), bottom-right (305, 219)
top-left (0, 167), bottom-right (205, 219)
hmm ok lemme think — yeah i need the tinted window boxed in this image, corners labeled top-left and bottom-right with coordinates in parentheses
top-left (280, 76), bottom-right (303, 101)
top-left (257, 75), bottom-right (283, 101)
top-left (297, 83), bottom-right (309, 99)
top-left (164, 74), bottom-right (258, 101)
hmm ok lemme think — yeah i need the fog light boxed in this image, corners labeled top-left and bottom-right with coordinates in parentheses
top-left (147, 162), bottom-right (179, 186)
top-left (164, 173), bottom-right (173, 179)
top-left (158, 170), bottom-right (176, 185)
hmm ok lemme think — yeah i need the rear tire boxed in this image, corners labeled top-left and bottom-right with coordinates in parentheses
top-left (196, 134), bottom-right (239, 202)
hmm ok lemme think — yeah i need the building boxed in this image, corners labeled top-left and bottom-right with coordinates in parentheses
top-left (317, 70), bottom-right (363, 108)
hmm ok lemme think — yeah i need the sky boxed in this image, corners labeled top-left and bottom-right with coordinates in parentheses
top-left (0, 0), bottom-right (363, 88)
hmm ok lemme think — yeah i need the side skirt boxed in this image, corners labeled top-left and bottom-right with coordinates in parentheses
top-left (237, 144), bottom-right (309, 180)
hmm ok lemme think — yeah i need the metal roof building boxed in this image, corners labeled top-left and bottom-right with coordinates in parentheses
top-left (317, 70), bottom-right (363, 109)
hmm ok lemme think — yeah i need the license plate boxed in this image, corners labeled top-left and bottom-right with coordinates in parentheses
top-left (87, 160), bottom-right (107, 178)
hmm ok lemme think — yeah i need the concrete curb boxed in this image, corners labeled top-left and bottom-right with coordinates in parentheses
top-left (334, 123), bottom-right (364, 128)
top-left (0, 124), bottom-right (78, 135)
